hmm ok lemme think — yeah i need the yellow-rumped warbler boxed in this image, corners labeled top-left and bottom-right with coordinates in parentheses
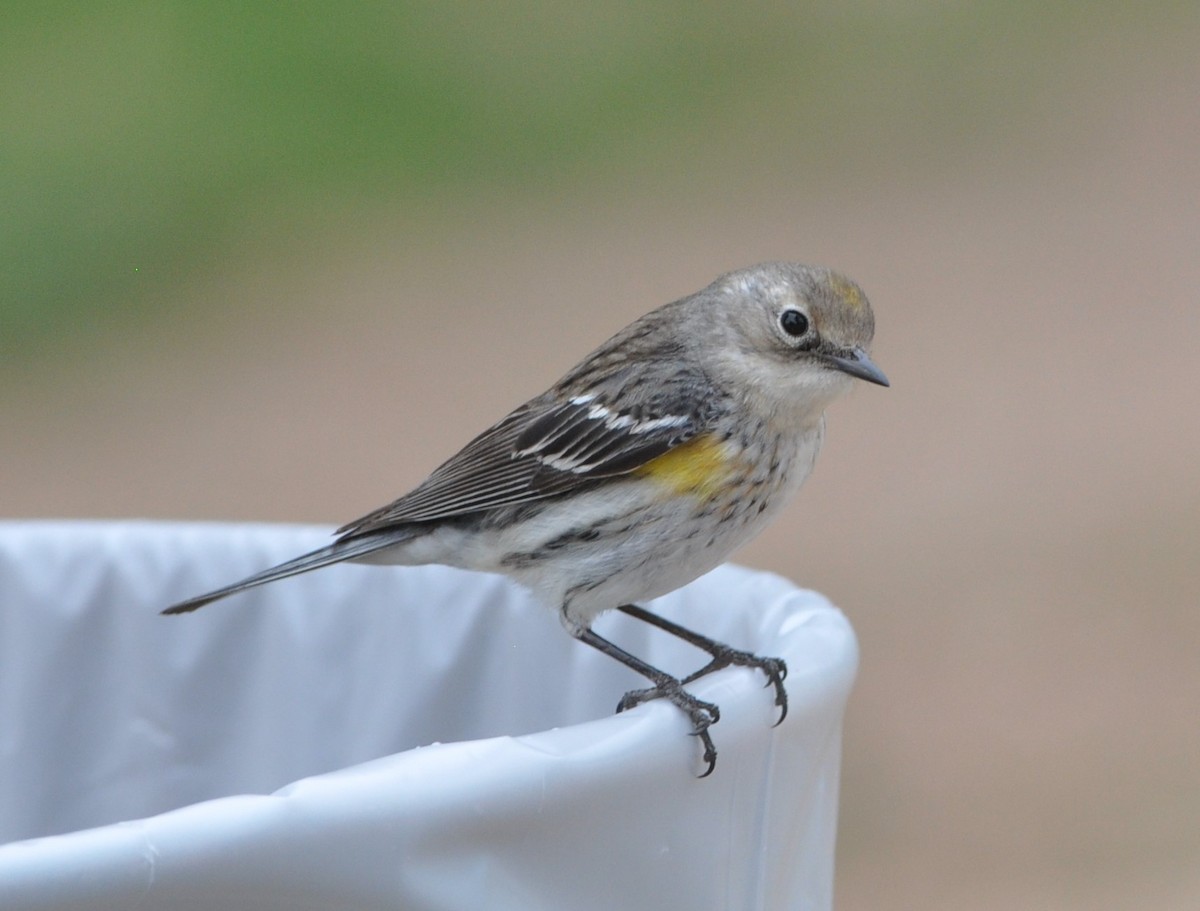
top-left (165, 261), bottom-right (887, 774)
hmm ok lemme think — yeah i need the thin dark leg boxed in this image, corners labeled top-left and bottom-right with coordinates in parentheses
top-left (571, 625), bottom-right (720, 777)
top-left (617, 603), bottom-right (789, 725)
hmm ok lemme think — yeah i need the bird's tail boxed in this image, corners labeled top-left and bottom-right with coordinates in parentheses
top-left (161, 529), bottom-right (416, 615)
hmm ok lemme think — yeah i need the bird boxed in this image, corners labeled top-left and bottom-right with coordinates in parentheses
top-left (164, 261), bottom-right (888, 775)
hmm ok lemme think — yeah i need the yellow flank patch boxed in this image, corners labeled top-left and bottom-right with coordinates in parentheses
top-left (829, 272), bottom-right (864, 310)
top-left (635, 434), bottom-right (733, 499)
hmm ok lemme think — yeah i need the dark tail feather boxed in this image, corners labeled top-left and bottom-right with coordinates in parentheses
top-left (161, 529), bottom-right (414, 615)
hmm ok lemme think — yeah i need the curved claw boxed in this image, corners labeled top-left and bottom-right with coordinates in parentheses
top-left (610, 606), bottom-right (790, 741)
top-left (615, 678), bottom-right (722, 776)
top-left (758, 657), bottom-right (789, 726)
top-left (681, 650), bottom-right (789, 726)
top-left (772, 696), bottom-right (788, 727)
top-left (615, 685), bottom-right (654, 715)
top-left (694, 728), bottom-right (718, 778)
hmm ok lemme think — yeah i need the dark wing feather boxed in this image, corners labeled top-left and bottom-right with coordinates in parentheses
top-left (336, 364), bottom-right (722, 539)
top-left (512, 396), bottom-right (696, 478)
top-left (335, 409), bottom-right (539, 535)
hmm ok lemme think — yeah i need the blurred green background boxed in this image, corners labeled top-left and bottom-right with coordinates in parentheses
top-left (5, 3), bottom-right (1200, 909)
top-left (7, 2), bottom-right (1185, 356)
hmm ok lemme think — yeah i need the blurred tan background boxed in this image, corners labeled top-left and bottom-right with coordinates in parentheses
top-left (4, 5), bottom-right (1198, 908)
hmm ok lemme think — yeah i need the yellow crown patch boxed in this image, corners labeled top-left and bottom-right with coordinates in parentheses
top-left (829, 273), bottom-right (864, 311)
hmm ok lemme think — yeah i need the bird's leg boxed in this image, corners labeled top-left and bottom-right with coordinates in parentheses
top-left (569, 624), bottom-right (720, 777)
top-left (617, 604), bottom-right (788, 725)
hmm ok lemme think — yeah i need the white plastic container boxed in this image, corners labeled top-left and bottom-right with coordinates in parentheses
top-left (0, 521), bottom-right (856, 910)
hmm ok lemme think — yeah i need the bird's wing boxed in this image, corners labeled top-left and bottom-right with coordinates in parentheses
top-left (336, 368), bottom-right (720, 537)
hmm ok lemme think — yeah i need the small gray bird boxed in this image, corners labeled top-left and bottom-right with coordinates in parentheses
top-left (165, 262), bottom-right (888, 774)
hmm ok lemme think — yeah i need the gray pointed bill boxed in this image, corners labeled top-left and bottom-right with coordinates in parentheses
top-left (823, 347), bottom-right (890, 386)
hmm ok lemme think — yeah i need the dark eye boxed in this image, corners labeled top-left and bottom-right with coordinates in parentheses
top-left (779, 309), bottom-right (809, 338)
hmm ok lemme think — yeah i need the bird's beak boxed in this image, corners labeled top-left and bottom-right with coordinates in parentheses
top-left (824, 347), bottom-right (889, 387)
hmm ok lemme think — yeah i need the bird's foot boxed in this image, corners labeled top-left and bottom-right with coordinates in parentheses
top-left (683, 646), bottom-right (789, 725)
top-left (617, 676), bottom-right (720, 777)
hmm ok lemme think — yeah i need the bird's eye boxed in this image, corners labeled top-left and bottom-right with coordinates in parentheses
top-left (778, 309), bottom-right (809, 338)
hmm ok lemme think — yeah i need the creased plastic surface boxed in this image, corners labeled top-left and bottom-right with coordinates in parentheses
top-left (0, 521), bottom-right (857, 911)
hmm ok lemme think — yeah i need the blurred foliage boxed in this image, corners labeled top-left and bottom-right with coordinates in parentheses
top-left (0, 1), bottom-right (1189, 356)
